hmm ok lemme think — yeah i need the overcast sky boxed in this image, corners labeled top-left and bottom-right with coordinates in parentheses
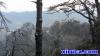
top-left (0, 0), bottom-right (66, 12)
top-left (0, 0), bottom-right (95, 29)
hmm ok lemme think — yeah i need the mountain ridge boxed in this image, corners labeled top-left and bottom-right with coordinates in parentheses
top-left (2, 11), bottom-right (88, 30)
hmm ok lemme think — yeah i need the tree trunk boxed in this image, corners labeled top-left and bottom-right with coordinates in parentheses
top-left (11, 32), bottom-right (16, 56)
top-left (35, 0), bottom-right (43, 56)
top-left (94, 0), bottom-right (100, 51)
top-left (89, 20), bottom-right (95, 44)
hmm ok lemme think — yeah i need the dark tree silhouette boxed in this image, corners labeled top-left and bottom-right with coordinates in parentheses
top-left (33, 0), bottom-right (43, 56)
top-left (48, 0), bottom-right (100, 50)
top-left (94, 0), bottom-right (100, 50)
top-left (49, 0), bottom-right (95, 44)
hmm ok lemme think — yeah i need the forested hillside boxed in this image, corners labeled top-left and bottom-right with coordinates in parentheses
top-left (0, 20), bottom-right (92, 56)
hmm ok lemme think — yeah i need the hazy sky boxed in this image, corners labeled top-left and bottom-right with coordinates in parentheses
top-left (0, 0), bottom-right (66, 12)
top-left (0, 0), bottom-right (94, 29)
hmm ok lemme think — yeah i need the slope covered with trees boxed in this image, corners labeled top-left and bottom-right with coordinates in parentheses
top-left (0, 19), bottom-right (91, 56)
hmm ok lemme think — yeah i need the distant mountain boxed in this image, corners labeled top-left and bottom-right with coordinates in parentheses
top-left (2, 11), bottom-right (88, 30)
